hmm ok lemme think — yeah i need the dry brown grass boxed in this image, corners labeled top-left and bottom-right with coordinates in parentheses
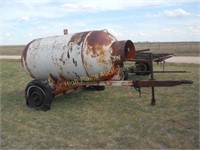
top-left (0, 42), bottom-right (199, 56)
top-left (0, 45), bottom-right (25, 55)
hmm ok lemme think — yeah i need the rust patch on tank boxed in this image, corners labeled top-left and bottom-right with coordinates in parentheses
top-left (99, 67), bottom-right (119, 81)
top-left (54, 74), bottom-right (69, 94)
top-left (124, 40), bottom-right (136, 59)
top-left (85, 31), bottom-right (113, 56)
top-left (54, 74), bottom-right (80, 95)
top-left (68, 31), bottom-right (89, 46)
top-left (85, 30), bottom-right (117, 67)
top-left (112, 41), bottom-right (125, 61)
top-left (111, 40), bottom-right (135, 64)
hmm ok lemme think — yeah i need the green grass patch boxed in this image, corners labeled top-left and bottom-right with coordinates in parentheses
top-left (0, 60), bottom-right (199, 149)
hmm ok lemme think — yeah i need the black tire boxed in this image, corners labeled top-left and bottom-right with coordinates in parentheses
top-left (135, 62), bottom-right (151, 75)
top-left (85, 86), bottom-right (105, 91)
top-left (25, 80), bottom-right (53, 111)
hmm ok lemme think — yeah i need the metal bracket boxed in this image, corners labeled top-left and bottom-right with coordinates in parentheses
top-left (133, 80), bottom-right (142, 97)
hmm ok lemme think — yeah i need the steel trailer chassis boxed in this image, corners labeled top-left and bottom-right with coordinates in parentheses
top-left (25, 53), bottom-right (193, 111)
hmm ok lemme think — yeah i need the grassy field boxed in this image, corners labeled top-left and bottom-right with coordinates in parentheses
top-left (0, 42), bottom-right (199, 56)
top-left (0, 45), bottom-right (25, 55)
top-left (0, 59), bottom-right (199, 149)
top-left (134, 42), bottom-right (199, 56)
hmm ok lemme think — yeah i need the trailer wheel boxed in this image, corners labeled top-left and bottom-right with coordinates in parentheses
top-left (25, 80), bottom-right (53, 111)
top-left (135, 62), bottom-right (151, 75)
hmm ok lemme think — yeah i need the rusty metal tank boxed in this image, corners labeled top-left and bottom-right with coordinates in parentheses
top-left (21, 29), bottom-right (135, 81)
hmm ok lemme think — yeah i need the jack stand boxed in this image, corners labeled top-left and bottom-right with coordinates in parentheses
top-left (150, 53), bottom-right (156, 105)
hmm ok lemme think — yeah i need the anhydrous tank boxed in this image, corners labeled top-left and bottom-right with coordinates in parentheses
top-left (21, 30), bottom-right (135, 81)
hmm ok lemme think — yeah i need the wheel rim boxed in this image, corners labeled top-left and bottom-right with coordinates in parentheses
top-left (29, 89), bottom-right (44, 107)
top-left (140, 63), bottom-right (147, 72)
top-left (136, 63), bottom-right (148, 74)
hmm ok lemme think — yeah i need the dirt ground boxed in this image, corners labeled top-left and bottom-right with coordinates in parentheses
top-left (165, 56), bottom-right (200, 64)
top-left (0, 55), bottom-right (21, 60)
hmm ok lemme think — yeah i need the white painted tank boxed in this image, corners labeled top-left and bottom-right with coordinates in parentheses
top-left (21, 30), bottom-right (135, 81)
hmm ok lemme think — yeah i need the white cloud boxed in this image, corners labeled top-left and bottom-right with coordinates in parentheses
top-left (3, 1), bottom-right (195, 22)
top-left (162, 28), bottom-right (175, 32)
top-left (146, 13), bottom-right (161, 18)
top-left (20, 16), bottom-right (29, 21)
top-left (36, 26), bottom-right (47, 30)
top-left (14, 0), bottom-right (53, 9)
top-left (60, 0), bottom-right (198, 12)
top-left (138, 32), bottom-right (150, 37)
top-left (5, 33), bottom-right (11, 37)
top-left (61, 1), bottom-right (162, 12)
top-left (163, 8), bottom-right (191, 18)
top-left (28, 32), bottom-right (33, 37)
top-left (2, 0), bottom-right (198, 45)
top-left (186, 26), bottom-right (200, 35)
top-left (62, 3), bottom-right (97, 10)
top-left (147, 8), bottom-right (191, 18)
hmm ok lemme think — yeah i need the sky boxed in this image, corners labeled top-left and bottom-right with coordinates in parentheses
top-left (0, 0), bottom-right (199, 45)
